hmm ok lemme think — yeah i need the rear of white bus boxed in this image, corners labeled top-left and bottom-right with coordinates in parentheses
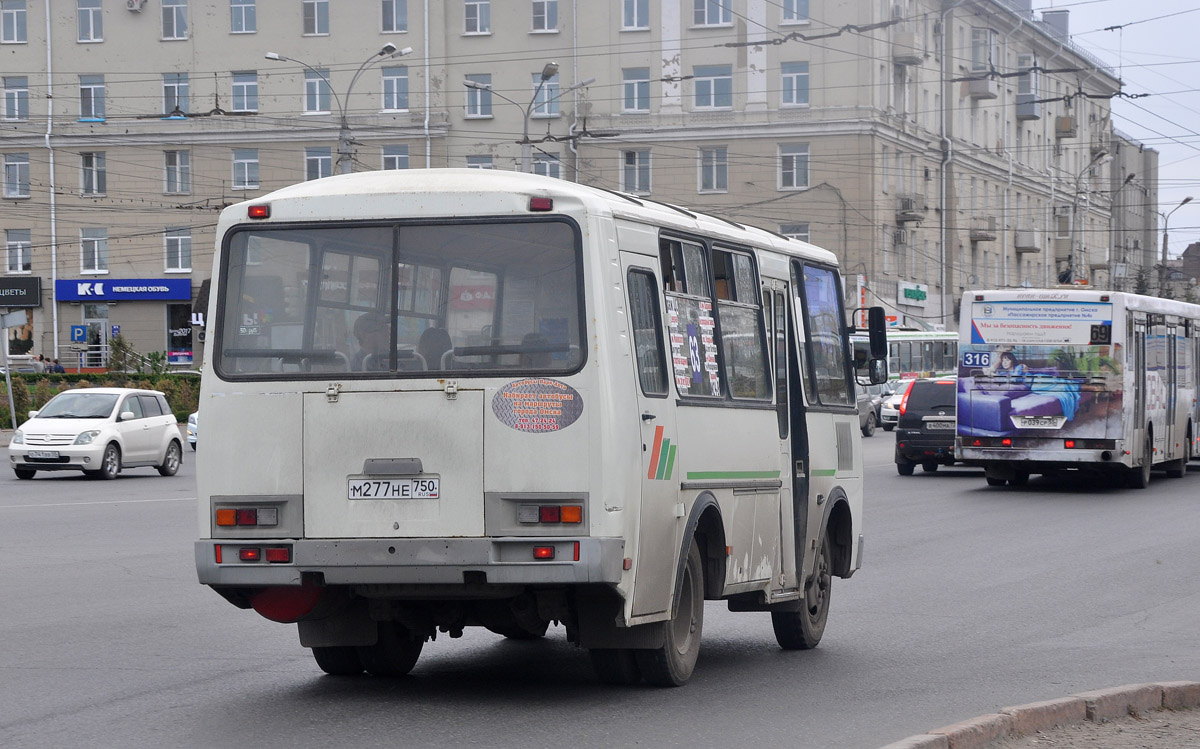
top-left (955, 290), bottom-right (1132, 484)
top-left (194, 175), bottom-right (635, 666)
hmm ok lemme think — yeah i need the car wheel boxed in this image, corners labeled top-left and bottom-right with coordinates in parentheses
top-left (882, 424), bottom-right (894, 432)
top-left (157, 441), bottom-right (182, 476)
top-left (861, 413), bottom-right (876, 437)
top-left (896, 459), bottom-right (915, 476)
top-left (14, 468), bottom-right (36, 480)
top-left (189, 441), bottom-right (196, 451)
top-left (922, 461), bottom-right (939, 473)
top-left (93, 444), bottom-right (121, 480)
top-left (986, 476), bottom-right (1007, 486)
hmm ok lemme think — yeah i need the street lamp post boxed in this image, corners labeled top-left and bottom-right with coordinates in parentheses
top-left (1062, 150), bottom-right (1111, 285)
top-left (265, 44), bottom-right (413, 174)
top-left (1159, 195), bottom-right (1194, 296)
top-left (464, 63), bottom-right (595, 173)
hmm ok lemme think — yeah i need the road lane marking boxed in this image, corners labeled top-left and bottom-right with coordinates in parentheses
top-left (1, 497), bottom-right (196, 510)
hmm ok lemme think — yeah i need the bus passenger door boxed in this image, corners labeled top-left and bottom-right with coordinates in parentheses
top-left (1133, 318), bottom-right (1146, 452)
top-left (620, 253), bottom-right (682, 618)
top-left (766, 281), bottom-right (806, 590)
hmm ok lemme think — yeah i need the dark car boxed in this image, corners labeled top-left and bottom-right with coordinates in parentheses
top-left (895, 377), bottom-right (958, 475)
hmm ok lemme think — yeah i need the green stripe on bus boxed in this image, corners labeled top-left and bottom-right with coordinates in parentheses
top-left (684, 470), bottom-right (782, 480)
top-left (664, 444), bottom-right (677, 480)
top-left (655, 439), bottom-right (672, 480)
top-left (810, 469), bottom-right (837, 477)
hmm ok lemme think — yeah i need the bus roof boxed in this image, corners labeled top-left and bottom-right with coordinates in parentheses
top-left (219, 169), bottom-right (838, 266)
top-left (963, 288), bottom-right (1200, 318)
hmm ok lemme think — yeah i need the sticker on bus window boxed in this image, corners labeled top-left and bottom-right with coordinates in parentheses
top-left (492, 378), bottom-right (584, 433)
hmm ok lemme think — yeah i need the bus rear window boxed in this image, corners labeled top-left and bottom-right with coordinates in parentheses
top-left (215, 220), bottom-right (583, 378)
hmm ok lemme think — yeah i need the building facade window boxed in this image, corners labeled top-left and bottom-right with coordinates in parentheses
top-left (781, 61), bottom-right (809, 106)
top-left (165, 228), bottom-right (191, 272)
top-left (466, 155), bottom-right (492, 168)
top-left (382, 144), bottom-right (409, 169)
top-left (3, 76), bottom-right (28, 120)
top-left (79, 75), bottom-right (105, 120)
top-left (531, 72), bottom-right (560, 117)
top-left (305, 69), bottom-right (331, 113)
top-left (622, 150), bottom-right (650, 193)
top-left (693, 65), bottom-right (732, 109)
top-left (6, 228), bottom-right (31, 273)
top-left (693, 0), bottom-right (730, 26)
top-left (533, 153), bottom-right (560, 178)
top-left (465, 73), bottom-right (491, 117)
top-left (780, 223), bottom-right (810, 242)
top-left (77, 0), bottom-right (102, 42)
top-left (163, 73), bottom-right (189, 115)
top-left (622, 0), bottom-right (648, 29)
top-left (382, 66), bottom-right (409, 111)
top-left (231, 0), bottom-right (256, 33)
top-left (698, 146), bottom-right (727, 192)
top-left (162, 0), bottom-right (188, 40)
top-left (464, 0), bottom-right (489, 33)
top-left (81, 152), bottom-right (106, 195)
top-left (3, 152), bottom-right (29, 198)
top-left (164, 150), bottom-right (191, 194)
top-left (782, 0), bottom-right (808, 22)
top-left (232, 72), bottom-right (258, 112)
top-left (81, 228), bottom-right (108, 273)
top-left (305, 147), bottom-right (332, 180)
top-left (232, 148), bottom-right (259, 189)
top-left (1, 0), bottom-right (26, 43)
top-left (382, 0), bottom-right (406, 32)
top-left (303, 0), bottom-right (329, 35)
top-left (531, 0), bottom-right (556, 31)
top-left (622, 68), bottom-right (649, 111)
top-left (779, 143), bottom-right (809, 189)
top-left (1017, 53), bottom-right (1037, 96)
top-left (970, 28), bottom-right (997, 73)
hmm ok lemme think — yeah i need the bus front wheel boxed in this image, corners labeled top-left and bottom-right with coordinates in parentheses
top-left (771, 534), bottom-right (831, 651)
top-left (636, 539), bottom-right (704, 687)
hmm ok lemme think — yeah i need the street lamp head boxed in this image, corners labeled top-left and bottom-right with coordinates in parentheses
top-left (380, 43), bottom-right (397, 56)
top-left (390, 46), bottom-right (414, 58)
top-left (540, 62), bottom-right (560, 81)
top-left (1184, 196), bottom-right (1194, 206)
top-left (264, 52), bottom-right (286, 61)
top-left (463, 79), bottom-right (492, 91)
top-left (1123, 173), bottom-right (1136, 185)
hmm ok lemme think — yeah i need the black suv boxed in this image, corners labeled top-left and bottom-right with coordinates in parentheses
top-left (895, 377), bottom-right (957, 475)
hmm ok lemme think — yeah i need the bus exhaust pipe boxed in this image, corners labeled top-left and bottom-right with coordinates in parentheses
top-left (1101, 451), bottom-right (1113, 461)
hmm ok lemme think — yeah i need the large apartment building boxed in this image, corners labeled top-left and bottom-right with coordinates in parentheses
top-left (0, 0), bottom-right (1145, 366)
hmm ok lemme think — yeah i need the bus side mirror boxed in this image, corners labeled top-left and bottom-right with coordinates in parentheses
top-left (868, 357), bottom-right (888, 385)
top-left (867, 306), bottom-right (887, 384)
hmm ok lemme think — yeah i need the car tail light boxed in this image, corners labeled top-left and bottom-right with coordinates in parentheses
top-left (898, 380), bottom-right (916, 415)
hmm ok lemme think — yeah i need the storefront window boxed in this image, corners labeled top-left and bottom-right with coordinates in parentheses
top-left (167, 302), bottom-right (193, 365)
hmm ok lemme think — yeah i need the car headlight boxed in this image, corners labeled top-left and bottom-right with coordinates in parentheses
top-left (11, 430), bottom-right (22, 445)
top-left (74, 430), bottom-right (102, 445)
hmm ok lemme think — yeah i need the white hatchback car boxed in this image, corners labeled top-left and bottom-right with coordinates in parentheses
top-left (9, 388), bottom-right (183, 480)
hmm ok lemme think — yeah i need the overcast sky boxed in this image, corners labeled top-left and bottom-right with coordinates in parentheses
top-left (1035, 0), bottom-right (1200, 259)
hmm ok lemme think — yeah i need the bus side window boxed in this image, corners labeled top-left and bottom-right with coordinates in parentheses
top-left (627, 269), bottom-right (668, 396)
top-left (660, 236), bottom-right (723, 398)
top-left (714, 248), bottom-right (770, 400)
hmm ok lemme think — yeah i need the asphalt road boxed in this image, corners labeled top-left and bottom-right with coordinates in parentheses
top-left (2, 433), bottom-right (1199, 748)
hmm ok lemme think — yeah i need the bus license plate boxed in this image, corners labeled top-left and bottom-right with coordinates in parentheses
top-left (348, 478), bottom-right (440, 500)
top-left (1014, 416), bottom-right (1065, 429)
top-left (925, 421), bottom-right (955, 430)
top-left (27, 450), bottom-right (60, 459)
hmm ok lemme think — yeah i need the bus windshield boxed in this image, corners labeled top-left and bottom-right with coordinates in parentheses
top-left (215, 219), bottom-right (584, 378)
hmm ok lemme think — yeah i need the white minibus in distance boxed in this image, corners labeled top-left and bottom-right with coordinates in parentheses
top-left (956, 288), bottom-right (1200, 488)
top-left (194, 169), bottom-right (886, 686)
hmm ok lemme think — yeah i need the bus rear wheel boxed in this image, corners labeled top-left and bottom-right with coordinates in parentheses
top-left (771, 534), bottom-right (831, 650)
top-left (1128, 432), bottom-right (1153, 489)
top-left (312, 646), bottom-right (364, 676)
top-left (590, 649), bottom-right (642, 685)
top-left (636, 539), bottom-right (704, 687)
top-left (357, 622), bottom-right (423, 677)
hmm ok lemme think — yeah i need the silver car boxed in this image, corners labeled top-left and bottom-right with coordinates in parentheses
top-left (879, 379), bottom-right (914, 431)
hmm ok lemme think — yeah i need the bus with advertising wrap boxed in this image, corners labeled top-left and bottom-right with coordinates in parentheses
top-left (956, 289), bottom-right (1200, 488)
top-left (194, 169), bottom-right (887, 686)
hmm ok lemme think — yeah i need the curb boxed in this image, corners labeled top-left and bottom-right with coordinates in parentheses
top-left (880, 681), bottom-right (1200, 749)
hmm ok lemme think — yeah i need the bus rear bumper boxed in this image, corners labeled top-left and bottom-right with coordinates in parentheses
top-left (958, 447), bottom-right (1127, 470)
top-left (195, 537), bottom-right (627, 587)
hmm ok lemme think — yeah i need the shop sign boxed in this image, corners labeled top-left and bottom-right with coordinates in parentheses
top-left (898, 281), bottom-right (928, 309)
top-left (56, 278), bottom-right (191, 302)
top-left (0, 277), bottom-right (42, 307)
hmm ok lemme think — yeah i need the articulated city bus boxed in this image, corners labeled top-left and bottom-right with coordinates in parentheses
top-left (194, 169), bottom-right (885, 686)
top-left (956, 289), bottom-right (1200, 488)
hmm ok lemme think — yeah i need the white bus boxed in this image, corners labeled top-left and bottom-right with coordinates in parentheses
top-left (956, 288), bottom-right (1200, 488)
top-left (852, 328), bottom-right (958, 381)
top-left (194, 169), bottom-right (886, 686)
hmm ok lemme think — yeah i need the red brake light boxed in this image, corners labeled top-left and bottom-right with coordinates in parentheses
top-left (235, 508), bottom-right (257, 526)
top-left (539, 505), bottom-right (561, 523)
top-left (529, 197), bottom-right (553, 211)
top-left (238, 547), bottom-right (261, 562)
top-left (898, 380), bottom-right (916, 415)
top-left (532, 546), bottom-right (555, 560)
top-left (248, 204), bottom-right (270, 219)
top-left (265, 547), bottom-right (291, 563)
top-left (1002, 438), bottom-right (1012, 447)
top-left (1065, 439), bottom-right (1076, 449)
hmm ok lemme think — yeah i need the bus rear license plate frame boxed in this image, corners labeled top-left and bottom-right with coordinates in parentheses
top-left (1013, 416), bottom-right (1066, 429)
top-left (347, 477), bottom-right (440, 500)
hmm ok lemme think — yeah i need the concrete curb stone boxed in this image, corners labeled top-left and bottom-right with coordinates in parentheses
top-left (879, 681), bottom-right (1200, 749)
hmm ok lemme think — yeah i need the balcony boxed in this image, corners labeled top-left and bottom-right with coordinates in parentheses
top-left (1055, 115), bottom-right (1077, 139)
top-left (892, 32), bottom-right (923, 66)
top-left (969, 216), bottom-right (997, 242)
top-left (1015, 93), bottom-right (1041, 121)
top-left (1014, 230), bottom-right (1040, 253)
top-left (967, 77), bottom-right (998, 100)
top-left (896, 195), bottom-right (926, 224)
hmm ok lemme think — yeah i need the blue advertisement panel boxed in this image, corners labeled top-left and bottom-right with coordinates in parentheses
top-left (56, 278), bottom-right (191, 302)
top-left (958, 299), bottom-right (1125, 442)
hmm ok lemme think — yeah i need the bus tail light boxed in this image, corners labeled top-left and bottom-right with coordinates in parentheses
top-left (519, 504), bottom-right (583, 524)
top-left (1065, 439), bottom-right (1116, 450)
top-left (529, 197), bottom-right (553, 212)
top-left (532, 546), bottom-right (555, 560)
top-left (215, 507), bottom-right (279, 527)
top-left (248, 204), bottom-right (271, 219)
top-left (265, 547), bottom-right (291, 563)
top-left (239, 547), bottom-right (261, 562)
